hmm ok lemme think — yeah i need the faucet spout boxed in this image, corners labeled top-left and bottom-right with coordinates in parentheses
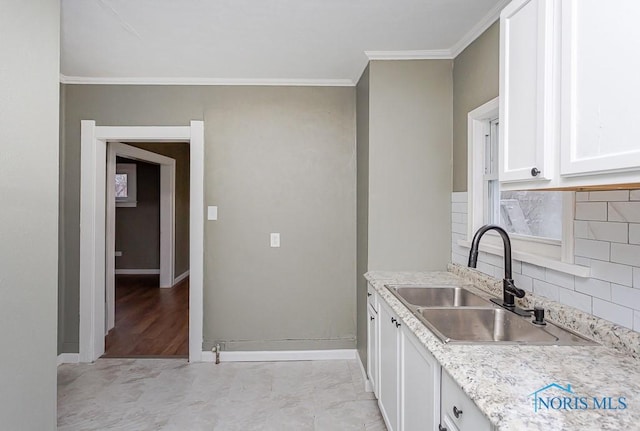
top-left (468, 224), bottom-right (526, 309)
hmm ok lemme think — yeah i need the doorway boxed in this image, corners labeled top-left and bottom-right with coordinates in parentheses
top-left (79, 122), bottom-right (204, 363)
top-left (104, 144), bottom-right (190, 357)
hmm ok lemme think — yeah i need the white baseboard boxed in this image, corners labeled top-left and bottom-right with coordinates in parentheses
top-left (57, 353), bottom-right (80, 366)
top-left (115, 269), bottom-right (160, 275)
top-left (173, 270), bottom-right (190, 285)
top-left (200, 349), bottom-right (357, 363)
top-left (358, 354), bottom-right (373, 392)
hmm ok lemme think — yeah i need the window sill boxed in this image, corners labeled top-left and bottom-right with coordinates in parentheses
top-left (457, 239), bottom-right (591, 278)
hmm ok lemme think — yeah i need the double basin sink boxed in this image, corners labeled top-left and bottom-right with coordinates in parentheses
top-left (386, 285), bottom-right (595, 346)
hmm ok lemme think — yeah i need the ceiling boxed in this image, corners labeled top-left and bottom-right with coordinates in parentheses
top-left (60, 0), bottom-right (508, 85)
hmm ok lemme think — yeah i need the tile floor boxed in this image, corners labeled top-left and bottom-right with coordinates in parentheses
top-left (58, 359), bottom-right (387, 431)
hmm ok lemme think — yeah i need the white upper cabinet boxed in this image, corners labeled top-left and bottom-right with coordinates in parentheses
top-left (559, 0), bottom-right (640, 179)
top-left (499, 0), bottom-right (556, 184)
top-left (500, 0), bottom-right (640, 190)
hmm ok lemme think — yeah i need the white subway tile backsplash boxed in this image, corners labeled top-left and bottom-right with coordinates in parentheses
top-left (450, 190), bottom-right (640, 333)
top-left (451, 192), bottom-right (468, 203)
top-left (574, 256), bottom-right (591, 267)
top-left (533, 279), bottom-right (560, 302)
top-left (558, 288), bottom-right (592, 313)
top-left (511, 259), bottom-right (522, 275)
top-left (611, 284), bottom-right (640, 311)
top-left (590, 259), bottom-right (633, 286)
top-left (583, 221), bottom-right (628, 243)
top-left (575, 192), bottom-right (589, 202)
top-left (575, 202), bottom-right (607, 221)
top-left (478, 251), bottom-right (505, 269)
top-left (451, 252), bottom-right (468, 266)
top-left (593, 298), bottom-right (634, 329)
top-left (513, 272), bottom-right (533, 292)
top-left (574, 238), bottom-right (610, 261)
top-left (451, 222), bottom-right (467, 235)
top-left (451, 202), bottom-right (467, 214)
top-left (545, 268), bottom-right (575, 290)
top-left (608, 202), bottom-right (640, 223)
top-left (588, 190), bottom-right (629, 202)
top-left (575, 277), bottom-right (611, 301)
top-left (574, 221), bottom-right (589, 239)
top-left (451, 212), bottom-right (466, 224)
top-left (629, 224), bottom-right (640, 245)
top-left (476, 261), bottom-right (496, 277)
top-left (610, 243), bottom-right (640, 267)
top-left (522, 262), bottom-right (546, 280)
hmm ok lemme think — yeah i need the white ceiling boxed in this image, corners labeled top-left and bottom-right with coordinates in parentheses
top-left (60, 0), bottom-right (508, 85)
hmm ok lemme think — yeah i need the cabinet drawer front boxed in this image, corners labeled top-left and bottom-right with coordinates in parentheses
top-left (441, 371), bottom-right (492, 431)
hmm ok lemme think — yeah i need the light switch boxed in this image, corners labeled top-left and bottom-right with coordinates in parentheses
top-left (208, 206), bottom-right (218, 221)
top-left (270, 233), bottom-right (280, 248)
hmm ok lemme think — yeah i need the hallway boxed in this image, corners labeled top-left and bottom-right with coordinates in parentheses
top-left (104, 275), bottom-right (189, 357)
top-left (57, 359), bottom-right (386, 430)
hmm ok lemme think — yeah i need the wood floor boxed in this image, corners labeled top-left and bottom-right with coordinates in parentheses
top-left (103, 274), bottom-right (189, 358)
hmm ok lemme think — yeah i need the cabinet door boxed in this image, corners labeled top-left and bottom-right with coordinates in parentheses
top-left (378, 304), bottom-right (400, 431)
top-left (400, 327), bottom-right (440, 431)
top-left (366, 303), bottom-right (379, 396)
top-left (440, 371), bottom-right (492, 431)
top-left (560, 0), bottom-right (640, 177)
top-left (499, 0), bottom-right (556, 183)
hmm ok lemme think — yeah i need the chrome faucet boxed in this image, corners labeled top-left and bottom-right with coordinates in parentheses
top-left (468, 224), bottom-right (530, 316)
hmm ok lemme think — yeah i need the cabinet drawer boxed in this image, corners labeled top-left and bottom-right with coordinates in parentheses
top-left (367, 283), bottom-right (378, 311)
top-left (441, 371), bottom-right (491, 431)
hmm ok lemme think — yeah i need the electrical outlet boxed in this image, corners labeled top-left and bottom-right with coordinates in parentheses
top-left (270, 233), bottom-right (280, 247)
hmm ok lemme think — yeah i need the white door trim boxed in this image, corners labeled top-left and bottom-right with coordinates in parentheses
top-left (106, 142), bottom-right (176, 332)
top-left (79, 121), bottom-right (204, 363)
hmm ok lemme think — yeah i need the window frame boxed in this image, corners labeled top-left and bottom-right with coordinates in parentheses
top-left (466, 97), bottom-right (576, 266)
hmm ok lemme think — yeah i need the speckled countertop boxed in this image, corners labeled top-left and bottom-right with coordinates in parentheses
top-left (366, 268), bottom-right (640, 431)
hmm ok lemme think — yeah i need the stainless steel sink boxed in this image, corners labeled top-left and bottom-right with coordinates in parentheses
top-left (417, 307), bottom-right (595, 345)
top-left (387, 285), bottom-right (492, 308)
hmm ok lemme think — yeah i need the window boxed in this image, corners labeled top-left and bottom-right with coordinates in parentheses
top-left (467, 98), bottom-right (574, 264)
top-left (483, 118), bottom-right (564, 242)
top-left (115, 163), bottom-right (137, 207)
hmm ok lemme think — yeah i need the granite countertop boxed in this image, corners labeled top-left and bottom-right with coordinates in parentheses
top-left (366, 269), bottom-right (640, 431)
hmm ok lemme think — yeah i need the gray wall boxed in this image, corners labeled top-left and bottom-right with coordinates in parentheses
top-left (115, 158), bottom-right (160, 270)
top-left (128, 143), bottom-right (190, 276)
top-left (356, 66), bottom-right (370, 366)
top-left (367, 60), bottom-right (453, 271)
top-left (1, 1), bottom-right (59, 429)
top-left (60, 85), bottom-right (356, 353)
top-left (452, 21), bottom-right (499, 192)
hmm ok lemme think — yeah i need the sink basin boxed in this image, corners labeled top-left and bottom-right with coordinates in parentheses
top-left (388, 286), bottom-right (491, 308)
top-left (418, 307), bottom-right (559, 344)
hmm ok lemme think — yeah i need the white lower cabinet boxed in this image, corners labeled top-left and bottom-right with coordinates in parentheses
top-left (371, 297), bottom-right (494, 431)
top-left (440, 371), bottom-right (492, 431)
top-left (377, 301), bottom-right (440, 431)
top-left (401, 327), bottom-right (440, 431)
top-left (379, 302), bottom-right (400, 430)
top-left (367, 302), bottom-right (379, 396)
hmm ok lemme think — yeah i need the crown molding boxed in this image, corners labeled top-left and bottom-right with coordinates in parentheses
top-left (449, 0), bottom-right (510, 58)
top-left (59, 74), bottom-right (355, 87)
top-left (365, 49), bottom-right (453, 60)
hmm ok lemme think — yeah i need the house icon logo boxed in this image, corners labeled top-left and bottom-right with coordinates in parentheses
top-left (529, 383), bottom-right (574, 412)
top-left (529, 383), bottom-right (627, 412)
